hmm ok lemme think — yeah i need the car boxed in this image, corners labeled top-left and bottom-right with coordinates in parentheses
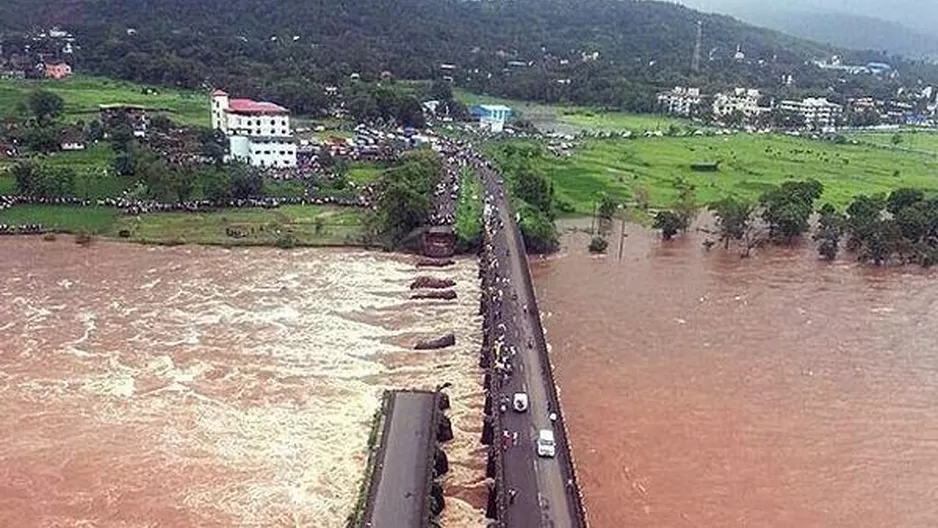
top-left (512, 392), bottom-right (528, 412)
top-left (536, 429), bottom-right (556, 458)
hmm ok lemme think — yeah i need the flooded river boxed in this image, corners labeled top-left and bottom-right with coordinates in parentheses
top-left (536, 223), bottom-right (938, 527)
top-left (0, 238), bottom-right (485, 527)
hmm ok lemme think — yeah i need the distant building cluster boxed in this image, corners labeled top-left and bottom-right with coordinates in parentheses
top-left (211, 90), bottom-right (297, 168)
top-left (0, 26), bottom-right (77, 80)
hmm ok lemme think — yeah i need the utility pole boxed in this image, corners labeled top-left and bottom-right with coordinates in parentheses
top-left (617, 210), bottom-right (626, 261)
top-left (692, 20), bottom-right (702, 74)
top-left (590, 200), bottom-right (598, 234)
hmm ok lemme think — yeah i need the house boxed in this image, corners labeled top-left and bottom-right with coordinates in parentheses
top-left (657, 87), bottom-right (701, 117)
top-left (211, 89), bottom-right (296, 168)
top-left (779, 98), bottom-right (843, 131)
top-left (99, 104), bottom-right (150, 137)
top-left (44, 61), bottom-right (71, 79)
top-left (471, 104), bottom-right (511, 133)
top-left (712, 88), bottom-right (766, 120)
top-left (60, 127), bottom-right (86, 150)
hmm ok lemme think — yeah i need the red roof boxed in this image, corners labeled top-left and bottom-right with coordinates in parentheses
top-left (228, 98), bottom-right (288, 115)
top-left (211, 89), bottom-right (228, 96)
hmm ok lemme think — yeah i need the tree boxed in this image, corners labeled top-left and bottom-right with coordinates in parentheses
top-left (673, 179), bottom-right (697, 230)
top-left (229, 164), bottom-right (263, 199)
top-left (588, 236), bottom-right (609, 253)
top-left (709, 197), bottom-right (753, 249)
top-left (27, 90), bottom-right (64, 125)
top-left (85, 120), bottom-right (105, 142)
top-left (891, 133), bottom-right (903, 146)
top-left (201, 167), bottom-right (232, 203)
top-left (759, 179), bottom-right (823, 243)
top-left (12, 161), bottom-right (75, 199)
top-left (653, 210), bottom-right (685, 240)
top-left (24, 125), bottom-right (62, 153)
top-left (813, 203), bottom-right (845, 261)
top-left (112, 151), bottom-right (135, 176)
top-left (514, 171), bottom-right (553, 219)
top-left (199, 128), bottom-right (228, 165)
top-left (886, 187), bottom-right (924, 215)
top-left (597, 194), bottom-right (618, 220)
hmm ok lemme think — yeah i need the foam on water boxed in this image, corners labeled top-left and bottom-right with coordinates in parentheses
top-left (0, 240), bottom-right (486, 527)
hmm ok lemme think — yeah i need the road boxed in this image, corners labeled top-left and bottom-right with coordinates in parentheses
top-left (363, 391), bottom-right (439, 528)
top-left (471, 152), bottom-right (586, 528)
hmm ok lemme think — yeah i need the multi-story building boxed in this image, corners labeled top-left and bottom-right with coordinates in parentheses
top-left (657, 87), bottom-right (701, 117)
top-left (712, 88), bottom-right (765, 119)
top-left (779, 97), bottom-right (843, 130)
top-left (211, 89), bottom-right (296, 168)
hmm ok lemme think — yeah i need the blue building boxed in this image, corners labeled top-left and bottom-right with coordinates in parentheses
top-left (471, 104), bottom-right (512, 132)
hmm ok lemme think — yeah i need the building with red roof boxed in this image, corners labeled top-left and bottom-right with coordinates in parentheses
top-left (210, 89), bottom-right (296, 168)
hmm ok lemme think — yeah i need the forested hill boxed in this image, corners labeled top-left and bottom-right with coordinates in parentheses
top-left (1, 0), bottom-right (845, 111)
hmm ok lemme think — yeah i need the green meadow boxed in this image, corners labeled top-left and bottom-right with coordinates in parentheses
top-left (0, 203), bottom-right (367, 246)
top-left (532, 133), bottom-right (938, 214)
top-left (0, 76), bottom-right (208, 127)
top-left (455, 89), bottom-right (683, 134)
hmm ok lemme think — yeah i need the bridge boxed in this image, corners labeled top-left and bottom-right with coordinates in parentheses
top-left (470, 153), bottom-right (589, 527)
top-left (360, 390), bottom-right (448, 528)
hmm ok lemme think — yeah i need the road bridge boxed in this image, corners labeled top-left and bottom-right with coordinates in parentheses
top-left (467, 151), bottom-right (589, 528)
top-left (361, 390), bottom-right (444, 528)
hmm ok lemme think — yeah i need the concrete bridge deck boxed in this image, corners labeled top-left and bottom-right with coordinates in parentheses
top-left (474, 156), bottom-right (589, 528)
top-left (362, 390), bottom-right (441, 528)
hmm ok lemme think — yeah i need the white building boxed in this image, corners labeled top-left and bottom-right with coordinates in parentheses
top-left (712, 88), bottom-right (765, 119)
top-left (474, 104), bottom-right (511, 133)
top-left (779, 97), bottom-right (843, 130)
top-left (657, 87), bottom-right (701, 116)
top-left (211, 89), bottom-right (296, 168)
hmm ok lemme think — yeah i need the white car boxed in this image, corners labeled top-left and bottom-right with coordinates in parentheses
top-left (536, 429), bottom-right (556, 458)
top-left (512, 392), bottom-right (528, 412)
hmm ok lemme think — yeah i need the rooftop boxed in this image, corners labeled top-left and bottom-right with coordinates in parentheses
top-left (228, 98), bottom-right (289, 115)
top-left (478, 104), bottom-right (512, 112)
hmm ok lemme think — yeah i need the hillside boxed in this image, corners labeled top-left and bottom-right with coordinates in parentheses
top-left (0, 0), bottom-right (841, 111)
top-left (712, 7), bottom-right (938, 60)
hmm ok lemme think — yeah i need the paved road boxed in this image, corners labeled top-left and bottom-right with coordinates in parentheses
top-left (469, 152), bottom-right (585, 528)
top-left (363, 391), bottom-right (439, 528)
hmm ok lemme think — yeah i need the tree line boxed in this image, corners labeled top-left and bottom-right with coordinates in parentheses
top-left (654, 180), bottom-right (938, 267)
top-left (4, 0), bottom-right (935, 115)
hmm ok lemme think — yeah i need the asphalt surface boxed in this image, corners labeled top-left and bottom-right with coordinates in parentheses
top-left (363, 391), bottom-right (439, 528)
top-left (467, 150), bottom-right (586, 528)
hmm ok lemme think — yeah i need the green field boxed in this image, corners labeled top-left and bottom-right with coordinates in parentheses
top-left (455, 89), bottom-right (684, 134)
top-left (531, 133), bottom-right (938, 214)
top-left (0, 203), bottom-right (367, 246)
top-left (0, 76), bottom-right (208, 127)
top-left (851, 130), bottom-right (938, 155)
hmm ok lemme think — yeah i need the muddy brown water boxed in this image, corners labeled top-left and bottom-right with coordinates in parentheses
top-left (535, 222), bottom-right (938, 527)
top-left (0, 237), bottom-right (485, 527)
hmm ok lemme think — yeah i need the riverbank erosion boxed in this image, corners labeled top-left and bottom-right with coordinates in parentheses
top-left (0, 238), bottom-right (483, 527)
top-left (537, 220), bottom-right (938, 527)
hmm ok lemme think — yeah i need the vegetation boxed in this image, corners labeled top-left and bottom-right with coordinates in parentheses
top-left (368, 149), bottom-right (442, 248)
top-left (455, 168), bottom-right (483, 252)
top-left (653, 210), bottom-right (686, 240)
top-left (837, 189), bottom-right (938, 267)
top-left (520, 134), bottom-right (938, 213)
top-left (588, 236), bottom-right (609, 253)
top-left (0, 76), bottom-right (207, 126)
top-left (814, 203), bottom-right (845, 260)
top-left (10, 0), bottom-right (934, 116)
top-left (487, 143), bottom-right (559, 253)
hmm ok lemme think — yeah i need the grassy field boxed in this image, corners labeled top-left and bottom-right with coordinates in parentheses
top-left (454, 89), bottom-right (684, 134)
top-left (0, 204), bottom-right (368, 246)
top-left (0, 76), bottom-right (208, 127)
top-left (851, 130), bottom-right (938, 155)
top-left (347, 162), bottom-right (385, 184)
top-left (533, 133), bottom-right (938, 214)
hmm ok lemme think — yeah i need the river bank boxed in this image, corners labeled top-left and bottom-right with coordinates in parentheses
top-left (0, 204), bottom-right (369, 247)
top-left (537, 218), bottom-right (938, 527)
